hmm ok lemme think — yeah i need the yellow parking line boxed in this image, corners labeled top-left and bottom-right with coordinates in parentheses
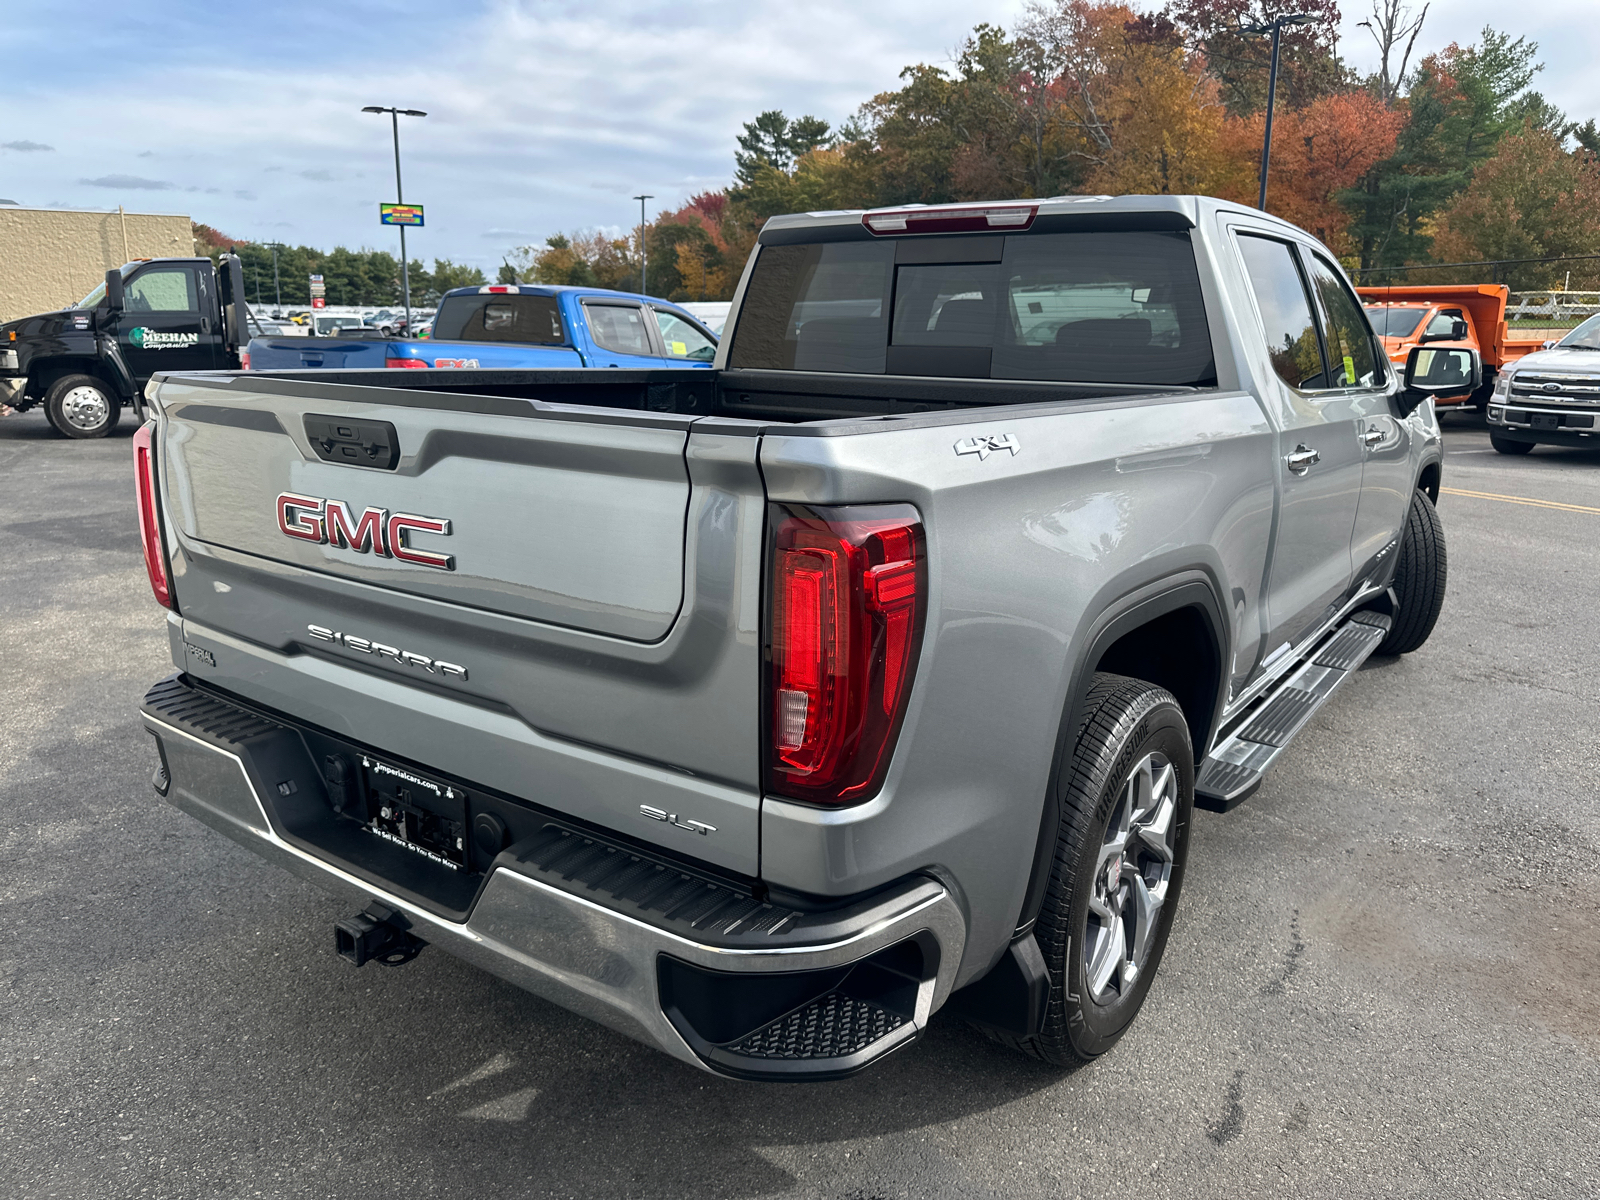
top-left (1441, 487), bottom-right (1600, 515)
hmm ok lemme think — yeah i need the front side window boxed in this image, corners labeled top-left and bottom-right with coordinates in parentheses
top-left (652, 309), bottom-right (717, 360)
top-left (432, 294), bottom-right (565, 344)
top-left (1303, 255), bottom-right (1381, 388)
top-left (125, 267), bottom-right (198, 313)
top-left (1422, 309), bottom-right (1463, 339)
top-left (584, 303), bottom-right (653, 356)
top-left (1237, 235), bottom-right (1326, 390)
top-left (729, 230), bottom-right (1213, 385)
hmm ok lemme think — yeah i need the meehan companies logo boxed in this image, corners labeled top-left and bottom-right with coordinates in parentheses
top-left (128, 326), bottom-right (199, 350)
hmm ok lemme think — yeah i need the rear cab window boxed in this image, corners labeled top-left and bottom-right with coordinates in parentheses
top-left (728, 230), bottom-right (1215, 386)
top-left (432, 293), bottom-right (566, 344)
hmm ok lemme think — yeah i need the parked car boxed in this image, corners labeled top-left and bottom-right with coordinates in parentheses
top-left (1484, 311), bottom-right (1600, 453)
top-left (1358, 284), bottom-right (1544, 409)
top-left (0, 254), bottom-right (247, 437)
top-left (244, 284), bottom-right (718, 372)
top-left (135, 195), bottom-right (1459, 1081)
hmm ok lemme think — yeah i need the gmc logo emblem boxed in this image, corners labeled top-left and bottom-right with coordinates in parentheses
top-left (276, 493), bottom-right (455, 571)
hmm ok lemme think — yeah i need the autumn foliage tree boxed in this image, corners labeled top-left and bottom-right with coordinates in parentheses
top-left (1220, 92), bottom-right (1406, 251)
top-left (524, 4), bottom-right (1586, 301)
top-left (1431, 125), bottom-right (1600, 288)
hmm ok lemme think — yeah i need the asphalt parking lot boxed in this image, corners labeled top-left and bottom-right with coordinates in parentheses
top-left (2, 406), bottom-right (1597, 1200)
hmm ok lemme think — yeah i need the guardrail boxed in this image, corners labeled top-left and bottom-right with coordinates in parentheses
top-left (1507, 292), bottom-right (1600, 322)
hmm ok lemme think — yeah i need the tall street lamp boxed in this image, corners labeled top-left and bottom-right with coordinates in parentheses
top-left (362, 105), bottom-right (427, 331)
top-left (1239, 13), bottom-right (1316, 211)
top-left (633, 194), bottom-right (653, 296)
top-left (267, 241), bottom-right (284, 310)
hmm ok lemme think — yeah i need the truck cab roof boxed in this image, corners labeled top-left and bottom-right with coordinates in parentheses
top-left (757, 194), bottom-right (1294, 240)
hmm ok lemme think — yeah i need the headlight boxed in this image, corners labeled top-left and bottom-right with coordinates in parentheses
top-left (1493, 371), bottom-right (1513, 397)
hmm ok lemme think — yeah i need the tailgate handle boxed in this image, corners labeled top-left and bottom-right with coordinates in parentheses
top-left (303, 415), bottom-right (400, 470)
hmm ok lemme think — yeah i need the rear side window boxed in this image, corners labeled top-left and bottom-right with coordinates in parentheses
top-left (1237, 235), bottom-right (1327, 390)
top-left (585, 303), bottom-right (654, 356)
top-left (431, 294), bottom-right (565, 344)
top-left (728, 231), bottom-right (1213, 385)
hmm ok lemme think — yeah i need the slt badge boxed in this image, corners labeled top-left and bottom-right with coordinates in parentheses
top-left (640, 804), bottom-right (716, 836)
top-left (955, 433), bottom-right (1020, 461)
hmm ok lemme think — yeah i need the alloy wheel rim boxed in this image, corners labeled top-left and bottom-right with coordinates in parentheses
top-left (61, 385), bottom-right (109, 430)
top-left (1083, 751), bottom-right (1178, 1005)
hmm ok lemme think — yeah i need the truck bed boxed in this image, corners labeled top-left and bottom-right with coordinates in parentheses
top-left (226, 364), bottom-right (1190, 424)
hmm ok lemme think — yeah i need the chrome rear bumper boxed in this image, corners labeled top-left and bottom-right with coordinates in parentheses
top-left (141, 681), bottom-right (966, 1079)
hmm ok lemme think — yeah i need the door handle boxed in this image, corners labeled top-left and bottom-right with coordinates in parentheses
top-left (1362, 426), bottom-right (1384, 447)
top-left (1286, 444), bottom-right (1320, 474)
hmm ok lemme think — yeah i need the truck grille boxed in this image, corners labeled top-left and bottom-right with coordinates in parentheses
top-left (1509, 374), bottom-right (1600, 404)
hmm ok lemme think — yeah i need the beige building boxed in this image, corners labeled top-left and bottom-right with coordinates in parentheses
top-left (0, 206), bottom-right (194, 323)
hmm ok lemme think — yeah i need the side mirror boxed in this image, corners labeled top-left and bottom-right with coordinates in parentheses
top-left (104, 268), bottom-right (124, 314)
top-left (1399, 345), bottom-right (1481, 416)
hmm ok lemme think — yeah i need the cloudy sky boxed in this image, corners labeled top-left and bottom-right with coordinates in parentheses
top-left (1, 0), bottom-right (1595, 272)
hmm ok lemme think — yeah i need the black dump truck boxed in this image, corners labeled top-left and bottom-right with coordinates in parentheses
top-left (0, 254), bottom-right (248, 438)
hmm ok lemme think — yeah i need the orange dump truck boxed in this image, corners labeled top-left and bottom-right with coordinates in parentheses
top-left (1357, 284), bottom-right (1546, 408)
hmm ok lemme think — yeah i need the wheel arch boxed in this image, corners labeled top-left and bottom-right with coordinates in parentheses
top-left (1416, 456), bottom-right (1442, 503)
top-left (32, 357), bottom-right (133, 405)
top-left (1013, 573), bottom-right (1228, 939)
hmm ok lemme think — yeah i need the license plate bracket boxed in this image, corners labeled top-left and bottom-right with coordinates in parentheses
top-left (360, 755), bottom-right (468, 871)
top-left (1531, 413), bottom-right (1561, 430)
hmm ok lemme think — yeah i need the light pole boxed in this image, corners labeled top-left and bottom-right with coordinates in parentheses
top-left (1239, 13), bottom-right (1316, 211)
top-left (633, 194), bottom-right (653, 296)
top-left (267, 242), bottom-right (284, 310)
top-left (362, 105), bottom-right (427, 332)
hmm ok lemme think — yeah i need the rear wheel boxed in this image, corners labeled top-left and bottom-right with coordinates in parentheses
top-left (1490, 431), bottom-right (1534, 456)
top-left (1014, 673), bottom-right (1193, 1066)
top-left (1377, 488), bottom-right (1447, 655)
top-left (44, 374), bottom-right (120, 439)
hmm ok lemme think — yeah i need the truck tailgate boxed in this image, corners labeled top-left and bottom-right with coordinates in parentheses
top-left (151, 373), bottom-right (765, 874)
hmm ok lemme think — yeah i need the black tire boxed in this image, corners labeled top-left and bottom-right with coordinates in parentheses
top-left (1377, 489), bottom-right (1447, 655)
top-left (1009, 673), bottom-right (1194, 1066)
top-left (43, 374), bottom-right (121, 439)
top-left (1490, 431), bottom-right (1534, 456)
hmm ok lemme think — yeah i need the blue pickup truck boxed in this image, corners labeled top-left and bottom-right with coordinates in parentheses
top-left (244, 284), bottom-right (718, 372)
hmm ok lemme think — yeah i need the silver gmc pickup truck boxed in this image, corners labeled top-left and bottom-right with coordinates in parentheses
top-left (135, 196), bottom-right (1468, 1081)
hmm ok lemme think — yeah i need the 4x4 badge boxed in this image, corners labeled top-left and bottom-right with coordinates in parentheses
top-left (955, 433), bottom-right (1020, 460)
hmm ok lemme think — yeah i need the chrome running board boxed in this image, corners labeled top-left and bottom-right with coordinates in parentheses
top-left (1195, 611), bottom-right (1392, 812)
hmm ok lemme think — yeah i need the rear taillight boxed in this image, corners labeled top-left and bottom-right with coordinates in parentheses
top-left (133, 422), bottom-right (174, 611)
top-left (385, 357), bottom-right (428, 368)
top-left (239, 349), bottom-right (251, 370)
top-left (766, 504), bottom-right (925, 805)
